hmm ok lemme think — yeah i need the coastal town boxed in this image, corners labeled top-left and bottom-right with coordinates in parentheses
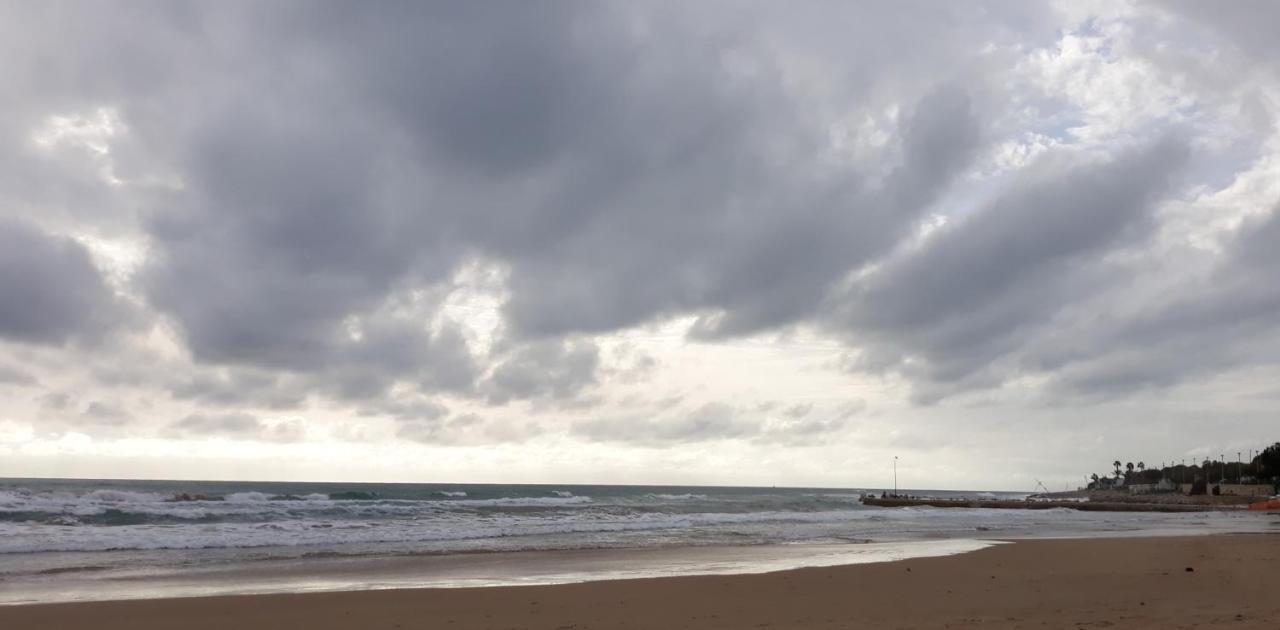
top-left (864, 442), bottom-right (1280, 512)
top-left (1083, 443), bottom-right (1279, 498)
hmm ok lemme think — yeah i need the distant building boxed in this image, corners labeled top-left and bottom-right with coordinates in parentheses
top-left (1091, 476), bottom-right (1124, 490)
top-left (1129, 479), bottom-right (1177, 495)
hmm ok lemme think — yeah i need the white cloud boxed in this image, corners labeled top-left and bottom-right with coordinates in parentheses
top-left (0, 2), bottom-right (1277, 489)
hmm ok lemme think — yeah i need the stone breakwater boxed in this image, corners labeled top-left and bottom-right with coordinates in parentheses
top-left (860, 497), bottom-right (1239, 512)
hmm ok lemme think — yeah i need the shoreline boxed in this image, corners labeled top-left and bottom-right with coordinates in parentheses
top-left (1, 533), bottom-right (1276, 629)
top-left (3, 521), bottom-right (1276, 607)
top-left (0, 538), bottom-right (999, 606)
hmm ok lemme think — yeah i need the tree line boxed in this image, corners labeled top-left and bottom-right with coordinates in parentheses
top-left (1087, 442), bottom-right (1280, 491)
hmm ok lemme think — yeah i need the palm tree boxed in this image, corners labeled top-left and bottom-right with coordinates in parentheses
top-left (1113, 460), bottom-right (1122, 479)
top-left (1137, 462), bottom-right (1145, 472)
top-left (1090, 473), bottom-right (1100, 489)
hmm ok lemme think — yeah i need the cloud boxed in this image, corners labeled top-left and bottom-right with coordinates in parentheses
top-left (1153, 1), bottom-right (1280, 66)
top-left (39, 392), bottom-right (71, 411)
top-left (168, 412), bottom-right (304, 442)
top-left (1041, 204), bottom-right (1280, 399)
top-left (396, 411), bottom-right (541, 446)
top-left (574, 402), bottom-right (758, 446)
top-left (481, 340), bottom-right (601, 405)
top-left (362, 397), bottom-right (448, 423)
top-left (504, 84), bottom-right (984, 341)
top-left (602, 344), bottom-right (659, 384)
top-left (81, 400), bottom-right (131, 426)
top-left (168, 368), bottom-right (308, 410)
top-left (0, 364), bottom-right (37, 386)
top-left (2, 1), bottom-right (1280, 483)
top-left (827, 135), bottom-right (1191, 401)
top-left (0, 219), bottom-right (130, 345)
top-left (574, 398), bottom-right (861, 447)
top-left (21, 3), bottom-right (995, 380)
top-left (170, 412), bottom-right (260, 435)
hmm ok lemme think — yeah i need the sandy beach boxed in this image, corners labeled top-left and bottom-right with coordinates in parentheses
top-left (2, 534), bottom-right (1276, 629)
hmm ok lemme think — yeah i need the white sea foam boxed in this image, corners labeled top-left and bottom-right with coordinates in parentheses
top-left (224, 492), bottom-right (276, 503)
top-left (645, 493), bottom-right (709, 501)
top-left (1, 502), bottom-right (1251, 555)
top-left (1, 483), bottom-right (1270, 561)
top-left (81, 490), bottom-right (167, 503)
top-left (450, 495), bottom-right (592, 507)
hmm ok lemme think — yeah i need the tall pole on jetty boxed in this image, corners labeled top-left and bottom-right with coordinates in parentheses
top-left (893, 456), bottom-right (898, 496)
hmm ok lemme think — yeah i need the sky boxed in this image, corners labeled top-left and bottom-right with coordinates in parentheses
top-left (1, 1), bottom-right (1278, 491)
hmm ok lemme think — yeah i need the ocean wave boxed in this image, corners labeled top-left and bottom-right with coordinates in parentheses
top-left (3, 482), bottom-right (1259, 559)
top-left (451, 495), bottom-right (593, 507)
top-left (0, 507), bottom-right (222, 526)
top-left (224, 492), bottom-right (275, 503)
top-left (0, 490), bottom-right (596, 527)
top-left (0, 506), bottom-right (1019, 553)
top-left (82, 489), bottom-right (168, 503)
top-left (328, 491), bottom-right (380, 501)
top-left (222, 492), bottom-right (331, 503)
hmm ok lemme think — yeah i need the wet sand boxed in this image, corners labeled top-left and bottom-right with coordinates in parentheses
top-left (2, 534), bottom-right (1277, 629)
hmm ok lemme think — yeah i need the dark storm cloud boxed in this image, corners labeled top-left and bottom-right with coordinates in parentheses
top-left (827, 136), bottom-right (1190, 401)
top-left (22, 2), bottom-right (992, 398)
top-left (0, 219), bottom-right (129, 346)
top-left (4, 0), bottom-right (1277, 428)
top-left (1041, 205), bottom-right (1280, 400)
top-left (505, 85), bottom-right (981, 341)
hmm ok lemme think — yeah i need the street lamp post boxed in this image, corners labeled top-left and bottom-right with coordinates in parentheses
top-left (893, 456), bottom-right (898, 497)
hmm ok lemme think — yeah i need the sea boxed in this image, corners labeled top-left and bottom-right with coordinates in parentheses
top-left (0, 478), bottom-right (1272, 604)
